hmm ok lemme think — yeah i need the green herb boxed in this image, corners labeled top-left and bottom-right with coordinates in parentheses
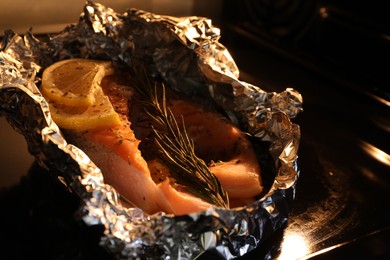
top-left (132, 70), bottom-right (229, 208)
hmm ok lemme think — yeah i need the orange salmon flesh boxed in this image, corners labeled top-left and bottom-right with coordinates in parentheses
top-left (64, 74), bottom-right (263, 215)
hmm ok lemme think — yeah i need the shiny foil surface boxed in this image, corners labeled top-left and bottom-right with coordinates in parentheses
top-left (0, 1), bottom-right (302, 259)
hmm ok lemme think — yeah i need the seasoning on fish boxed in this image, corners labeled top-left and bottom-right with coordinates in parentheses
top-left (40, 58), bottom-right (263, 215)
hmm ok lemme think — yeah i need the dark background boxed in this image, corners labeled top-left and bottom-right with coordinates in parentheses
top-left (219, 1), bottom-right (390, 259)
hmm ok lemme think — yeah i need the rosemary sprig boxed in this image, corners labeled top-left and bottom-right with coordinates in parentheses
top-left (132, 70), bottom-right (229, 208)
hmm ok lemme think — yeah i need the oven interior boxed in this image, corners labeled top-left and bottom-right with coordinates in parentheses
top-left (1, 1), bottom-right (389, 259)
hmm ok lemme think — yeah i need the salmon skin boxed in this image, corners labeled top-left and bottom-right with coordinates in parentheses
top-left (64, 73), bottom-right (262, 215)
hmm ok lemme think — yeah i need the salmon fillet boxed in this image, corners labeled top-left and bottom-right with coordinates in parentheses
top-left (130, 86), bottom-right (263, 200)
top-left (65, 73), bottom-right (262, 214)
top-left (166, 99), bottom-right (262, 199)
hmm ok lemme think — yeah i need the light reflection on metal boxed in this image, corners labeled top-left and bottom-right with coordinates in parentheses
top-left (371, 115), bottom-right (390, 134)
top-left (360, 167), bottom-right (390, 190)
top-left (278, 232), bottom-right (309, 260)
top-left (360, 141), bottom-right (390, 167)
top-left (301, 227), bottom-right (390, 259)
top-left (299, 242), bottom-right (347, 260)
top-left (368, 92), bottom-right (390, 107)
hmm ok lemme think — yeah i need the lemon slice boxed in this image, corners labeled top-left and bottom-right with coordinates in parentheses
top-left (41, 58), bottom-right (114, 108)
top-left (41, 58), bottom-right (121, 131)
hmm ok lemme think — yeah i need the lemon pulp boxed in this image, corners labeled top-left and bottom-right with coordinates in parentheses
top-left (41, 58), bottom-right (121, 131)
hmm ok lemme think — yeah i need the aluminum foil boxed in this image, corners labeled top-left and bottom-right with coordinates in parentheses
top-left (0, 1), bottom-right (302, 259)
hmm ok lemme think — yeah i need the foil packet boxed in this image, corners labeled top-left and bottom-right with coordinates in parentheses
top-left (0, 1), bottom-right (302, 259)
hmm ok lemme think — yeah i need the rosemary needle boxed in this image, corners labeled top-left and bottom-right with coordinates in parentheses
top-left (132, 70), bottom-right (229, 208)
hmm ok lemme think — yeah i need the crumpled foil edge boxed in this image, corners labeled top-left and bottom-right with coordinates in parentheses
top-left (0, 1), bottom-right (302, 259)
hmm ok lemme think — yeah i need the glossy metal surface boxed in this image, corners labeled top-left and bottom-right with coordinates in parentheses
top-left (217, 1), bottom-right (390, 257)
top-left (1, 1), bottom-right (389, 259)
top-left (1, 39), bottom-right (389, 259)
